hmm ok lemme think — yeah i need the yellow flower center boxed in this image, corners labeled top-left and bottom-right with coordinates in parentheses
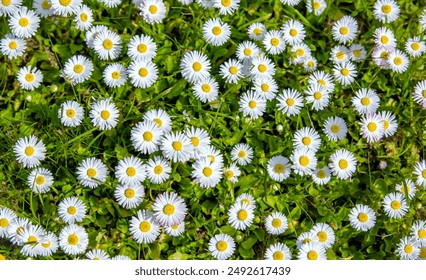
top-left (336, 51), bottom-right (345, 60)
top-left (238, 150), bottom-right (246, 158)
top-left (381, 36), bottom-right (389, 44)
top-left (404, 244), bottom-right (413, 254)
top-left (299, 156), bottom-right (310, 167)
top-left (338, 159), bottom-right (348, 169)
top-left (286, 98), bottom-right (295, 106)
top-left (361, 97), bottom-right (370, 106)
top-left (35, 175), bottom-right (45, 185)
top-left (25, 73), bottom-right (35, 82)
top-left (289, 28), bottom-right (298, 37)
top-left (124, 188), bottom-right (135, 198)
top-left (308, 250), bottom-right (318, 260)
top-left (418, 229), bottom-right (426, 239)
top-left (103, 39), bottom-right (113, 50)
top-left (111, 71), bottom-right (120, 80)
top-left (313, 1), bottom-right (320, 10)
top-left (241, 198), bottom-right (251, 205)
top-left (28, 235), bottom-right (38, 245)
top-left (73, 64), bottom-right (83, 74)
top-left (383, 120), bottom-right (389, 129)
top-left (367, 122), bottom-right (377, 132)
top-left (212, 26), bottom-right (222, 36)
top-left (137, 44), bottom-right (147, 53)
top-left (149, 5), bottom-right (158, 14)
top-left (67, 206), bottom-right (77, 215)
top-left (153, 118), bottom-right (162, 128)
top-left (0, 254), bottom-right (5, 260)
top-left (42, 241), bottom-right (51, 248)
top-left (190, 137), bottom-right (199, 147)
top-left (358, 212), bottom-right (368, 222)
top-left (25, 146), bottom-right (35, 156)
top-left (391, 200), bottom-right (401, 210)
top-left (423, 169), bottom-right (426, 179)
top-left (100, 110), bottom-right (110, 120)
top-left (207, 155), bottom-right (215, 163)
top-left (248, 101), bottom-right (257, 109)
top-left (296, 48), bottom-right (304, 57)
top-left (8, 41), bottom-right (17, 49)
top-left (139, 221), bottom-right (150, 232)
top-left (244, 48), bottom-right (252, 56)
top-left (381, 4), bottom-right (391, 14)
top-left (171, 224), bottom-right (179, 229)
top-left (261, 83), bottom-right (269, 92)
top-left (80, 13), bottom-right (88, 22)
top-left (380, 51), bottom-right (389, 59)
top-left (317, 231), bottom-right (327, 242)
top-left (331, 124), bottom-right (340, 133)
top-left (126, 167), bottom-right (136, 177)
top-left (2, 0), bottom-right (11, 5)
top-left (225, 170), bottom-right (234, 178)
top-left (216, 240), bottom-right (228, 251)
top-left (203, 167), bottom-right (213, 177)
top-left (86, 168), bottom-right (97, 178)
top-left (42, 0), bottom-right (51, 9)
top-left (253, 28), bottom-right (262, 35)
top-left (139, 68), bottom-right (148, 77)
top-left (353, 49), bottom-right (361, 57)
top-left (411, 42), bottom-right (420, 51)
top-left (172, 141), bottom-right (182, 151)
top-left (307, 60), bottom-right (314, 67)
top-left (270, 38), bottom-right (280, 46)
top-left (66, 108), bottom-right (76, 118)
top-left (271, 218), bottom-right (282, 228)
top-left (317, 169), bottom-right (326, 179)
top-left (202, 84), bottom-right (211, 93)
top-left (274, 163), bottom-right (284, 174)
top-left (154, 165), bottom-right (163, 175)
top-left (423, 90), bottom-right (426, 98)
top-left (229, 66), bottom-right (238, 75)
top-left (19, 18), bottom-right (29, 27)
top-left (341, 68), bottom-right (349, 76)
top-left (143, 131), bottom-right (153, 141)
top-left (313, 92), bottom-right (322, 100)
top-left (221, 0), bottom-right (231, 7)
top-left (340, 27), bottom-right (349, 35)
top-left (0, 218), bottom-right (9, 228)
top-left (258, 64), bottom-right (267, 73)
top-left (192, 62), bottom-right (202, 72)
top-left (393, 57), bottom-right (402, 66)
top-left (238, 209), bottom-right (248, 220)
top-left (273, 251), bottom-right (284, 260)
top-left (318, 79), bottom-right (326, 86)
top-left (68, 234), bottom-right (79, 245)
top-left (420, 248), bottom-right (426, 258)
top-left (163, 204), bottom-right (175, 215)
top-left (302, 137), bottom-right (311, 145)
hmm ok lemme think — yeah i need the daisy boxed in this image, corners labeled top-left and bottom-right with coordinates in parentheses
top-left (13, 135), bottom-right (46, 168)
top-left (223, 164), bottom-right (241, 183)
top-left (276, 88), bottom-right (304, 116)
top-left (231, 143), bottom-right (253, 166)
top-left (99, 0), bottom-right (122, 8)
top-left (19, 224), bottom-right (45, 257)
top-left (114, 184), bottom-right (144, 209)
top-left (86, 249), bottom-right (109, 260)
top-left (352, 88), bottom-right (380, 115)
top-left (372, 46), bottom-right (394, 70)
top-left (128, 59), bottom-right (158, 89)
top-left (58, 196), bottom-right (87, 224)
top-left (359, 113), bottom-right (385, 143)
top-left (329, 149), bottom-right (357, 180)
top-left (265, 212), bottom-right (288, 235)
top-left (152, 192), bottom-right (187, 227)
top-left (59, 224), bottom-right (88, 255)
top-left (200, 145), bottom-right (224, 166)
top-left (85, 25), bottom-right (109, 49)
top-left (8, 7), bottom-right (40, 39)
top-left (247, 22), bottom-right (266, 41)
top-left (374, 27), bottom-right (397, 48)
top-left (27, 167), bottom-right (53, 194)
top-left (50, 0), bottom-right (81, 16)
top-left (58, 100), bottom-right (84, 127)
top-left (311, 223), bottom-right (335, 249)
top-left (7, 217), bottom-right (30, 245)
top-left (373, 0), bottom-right (400, 23)
top-left (102, 63), bottom-right (127, 88)
top-left (383, 192), bottom-right (409, 219)
top-left (74, 4), bottom-right (93, 31)
top-left (213, 0), bottom-right (239, 15)
top-left (115, 156), bottom-right (146, 186)
top-left (333, 61), bottom-right (357, 86)
top-left (202, 17), bottom-right (231, 46)
top-left (139, 0), bottom-right (167, 24)
top-left (127, 34), bottom-right (157, 61)
top-left (62, 55), bottom-right (93, 85)
top-left (0, 0), bottom-right (21, 16)
top-left (265, 242), bottom-right (292, 260)
top-left (348, 204), bottom-right (376, 232)
top-left (297, 242), bottom-right (327, 260)
top-left (378, 110), bottom-right (398, 137)
top-left (332, 15), bottom-right (358, 44)
top-left (291, 147), bottom-right (317, 176)
top-left (330, 45), bottom-right (350, 64)
top-left (396, 179), bottom-right (416, 199)
top-left (308, 70), bottom-right (335, 92)
top-left (413, 160), bottom-right (426, 188)
top-left (293, 127), bottom-right (321, 152)
top-left (39, 231), bottom-right (59, 257)
top-left (303, 56), bottom-right (318, 72)
top-left (160, 131), bottom-right (192, 163)
top-left (143, 108), bottom-right (172, 133)
top-left (252, 77), bottom-right (278, 101)
top-left (235, 193), bottom-right (256, 208)
top-left (281, 19), bottom-right (305, 45)
top-left (238, 90), bottom-right (267, 119)
top-left (0, 208), bottom-right (17, 238)
top-left (191, 158), bottom-right (222, 188)
top-left (228, 202), bottom-right (254, 230)
top-left (145, 156), bottom-right (171, 184)
top-left (305, 84), bottom-right (330, 111)
top-left (311, 166), bottom-right (331, 185)
top-left (89, 98), bottom-right (119, 130)
top-left (186, 126), bottom-right (210, 156)
top-left (405, 36), bottom-right (425, 58)
top-left (280, 0), bottom-right (301, 6)
top-left (209, 233), bottom-right (235, 260)
top-left (388, 49), bottom-right (409, 73)
top-left (323, 116), bottom-right (348, 141)
top-left (129, 210), bottom-right (161, 244)
top-left (177, 0), bottom-right (192, 4)
top-left (165, 222), bottom-right (185, 237)
top-left (396, 237), bottom-right (420, 260)
top-left (33, 0), bottom-right (53, 18)
top-left (263, 30), bottom-right (286, 55)
top-left (306, 0), bottom-right (327, 16)
top-left (267, 156), bottom-right (291, 182)
top-left (219, 58), bottom-right (244, 84)
top-left (130, 121), bottom-right (163, 154)
top-left (413, 80), bottom-right (426, 108)
top-left (421, 9), bottom-right (426, 31)
top-left (411, 220), bottom-right (426, 244)
top-left (349, 43), bottom-right (367, 62)
top-left (93, 30), bottom-right (122, 60)
top-left (192, 76), bottom-right (219, 103)
top-left (180, 50), bottom-right (211, 83)
top-left (17, 65), bottom-right (43, 91)
top-left (0, 34), bottom-right (26, 59)
top-left (290, 43), bottom-right (311, 64)
top-left (76, 157), bottom-right (108, 188)
top-left (236, 40), bottom-right (260, 62)
top-left (296, 231), bottom-right (320, 249)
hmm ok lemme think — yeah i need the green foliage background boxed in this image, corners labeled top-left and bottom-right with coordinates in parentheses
top-left (0, 0), bottom-right (425, 260)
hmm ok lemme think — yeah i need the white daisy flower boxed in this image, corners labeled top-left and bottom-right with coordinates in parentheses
top-left (114, 183), bottom-right (144, 209)
top-left (93, 30), bottom-right (122, 60)
top-left (19, 224), bottom-right (45, 257)
top-left (310, 223), bottom-right (335, 249)
top-left (0, 208), bottom-right (17, 238)
top-left (293, 127), bottom-right (321, 152)
top-left (297, 242), bottom-right (327, 260)
top-left (160, 131), bottom-right (192, 163)
top-left (27, 167), bottom-right (53, 194)
top-left (99, 0), bottom-right (122, 8)
top-left (351, 88), bottom-right (380, 115)
top-left (7, 217), bottom-right (31, 245)
top-left (102, 63), bottom-right (127, 88)
top-left (332, 15), bottom-right (358, 44)
top-left (129, 210), bottom-right (161, 244)
top-left (359, 113), bottom-right (385, 143)
top-left (76, 157), bottom-right (108, 188)
top-left (252, 77), bottom-right (278, 101)
top-left (378, 110), bottom-right (398, 137)
top-left (209, 233), bottom-right (235, 260)
top-left (373, 0), bottom-right (400, 23)
top-left (281, 19), bottom-right (305, 45)
top-left (238, 90), bottom-right (267, 119)
top-left (306, 0), bottom-right (326, 15)
top-left (85, 249), bottom-right (109, 260)
top-left (349, 204), bottom-right (376, 232)
top-left (191, 158), bottom-right (222, 188)
top-left (308, 70), bottom-right (335, 92)
top-left (334, 58), bottom-right (357, 84)
top-left (311, 166), bottom-right (331, 185)
top-left (144, 108), bottom-right (172, 133)
top-left (62, 55), bottom-right (93, 85)
top-left (264, 242), bottom-right (292, 260)
top-left (145, 156), bottom-right (171, 184)
top-left (59, 224), bottom-right (88, 255)
top-left (200, 145), bottom-right (224, 166)
top-left (372, 45), bottom-right (395, 69)
top-left (192, 76), bottom-right (219, 103)
top-left (13, 135), bottom-right (46, 168)
top-left (128, 59), bottom-right (158, 89)
top-left (296, 231), bottom-right (320, 249)
top-left (421, 9), bottom-right (426, 31)
top-left (263, 30), bottom-right (286, 55)
top-left (89, 98), bottom-right (119, 130)
top-left (291, 147), bottom-right (317, 176)
top-left (115, 156), bottom-right (146, 187)
top-left (85, 25), bottom-right (109, 49)
top-left (58, 196), bottom-right (87, 224)
top-left (0, 0), bottom-right (22, 16)
top-left (236, 40), bottom-right (260, 62)
top-left (127, 34), bottom-right (157, 61)
top-left (139, 0), bottom-right (167, 24)
top-left (235, 193), bottom-right (256, 208)
top-left (177, 0), bottom-right (192, 4)
top-left (383, 192), bottom-right (409, 219)
top-left (8, 7), bottom-right (40, 39)
top-left (74, 4), bottom-right (93, 31)
top-left (411, 220), bottom-right (426, 244)
top-left (328, 149), bottom-right (357, 179)
top-left (130, 121), bottom-right (163, 155)
top-left (180, 50), bottom-right (211, 83)
top-left (213, 0), bottom-right (239, 15)
top-left (219, 58), bottom-right (244, 84)
top-left (388, 49), bottom-right (409, 73)
top-left (396, 237), bottom-right (420, 260)
top-left (267, 155), bottom-right (291, 182)
top-left (374, 27), bottom-right (397, 48)
top-left (165, 222), bottom-right (185, 237)
top-left (58, 100), bottom-right (84, 127)
top-left (276, 88), bottom-right (304, 116)
top-left (39, 231), bottom-right (59, 257)
top-left (228, 202), bottom-right (255, 230)
top-left (413, 80), bottom-right (426, 109)
top-left (349, 43), bottom-right (367, 62)
top-left (202, 17), bottom-right (231, 46)
top-left (305, 84), bottom-right (330, 111)
top-left (33, 0), bottom-right (54, 18)
top-left (329, 45), bottom-right (350, 64)
top-left (280, 0), bottom-right (301, 6)
top-left (223, 164), bottom-right (241, 183)
top-left (152, 192), bottom-right (187, 227)
top-left (0, 34), bottom-right (26, 59)
top-left (265, 212), bottom-right (288, 235)
top-left (51, 0), bottom-right (81, 16)
top-left (17, 65), bottom-right (43, 90)
top-left (396, 179), bottom-right (416, 199)
top-left (303, 56), bottom-right (318, 72)
top-left (247, 22), bottom-right (266, 41)
top-left (186, 126), bottom-right (210, 156)
top-left (405, 36), bottom-right (425, 58)
top-left (323, 116), bottom-right (348, 141)
top-left (413, 160), bottom-right (426, 188)
top-left (231, 143), bottom-right (253, 166)
top-left (290, 42), bottom-right (311, 64)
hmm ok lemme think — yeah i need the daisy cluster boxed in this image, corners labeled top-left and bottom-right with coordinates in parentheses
top-left (1, 0), bottom-right (426, 260)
